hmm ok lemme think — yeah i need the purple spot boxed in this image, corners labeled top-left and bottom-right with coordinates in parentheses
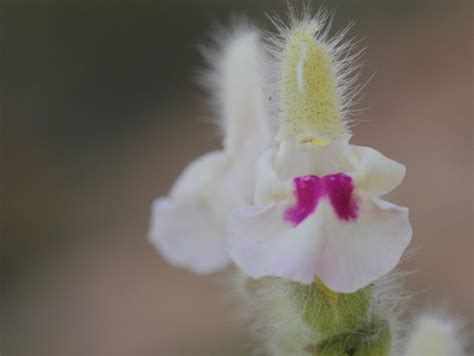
top-left (324, 173), bottom-right (359, 221)
top-left (284, 173), bottom-right (358, 227)
top-left (284, 175), bottom-right (323, 226)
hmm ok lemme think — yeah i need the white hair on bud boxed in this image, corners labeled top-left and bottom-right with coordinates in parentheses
top-left (264, 5), bottom-right (367, 135)
top-left (369, 270), bottom-right (413, 355)
top-left (403, 312), bottom-right (466, 356)
top-left (221, 267), bottom-right (318, 355)
top-left (247, 278), bottom-right (316, 356)
top-left (198, 19), bottom-right (271, 152)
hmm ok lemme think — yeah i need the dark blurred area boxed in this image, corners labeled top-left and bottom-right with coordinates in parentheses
top-left (1, 0), bottom-right (472, 354)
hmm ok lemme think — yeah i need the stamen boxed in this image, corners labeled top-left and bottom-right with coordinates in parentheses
top-left (298, 135), bottom-right (331, 146)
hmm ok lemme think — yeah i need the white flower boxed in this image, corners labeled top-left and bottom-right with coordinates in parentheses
top-left (227, 136), bottom-right (411, 293)
top-left (226, 13), bottom-right (412, 293)
top-left (149, 29), bottom-right (271, 274)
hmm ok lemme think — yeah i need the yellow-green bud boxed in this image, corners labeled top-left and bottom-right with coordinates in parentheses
top-left (278, 25), bottom-right (344, 144)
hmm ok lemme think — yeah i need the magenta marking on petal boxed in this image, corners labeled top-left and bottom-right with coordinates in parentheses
top-left (323, 173), bottom-right (359, 221)
top-left (284, 173), bottom-right (358, 227)
top-left (284, 175), bottom-right (323, 226)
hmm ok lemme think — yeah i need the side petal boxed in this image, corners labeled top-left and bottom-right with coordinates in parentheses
top-left (149, 197), bottom-right (229, 274)
top-left (149, 151), bottom-right (231, 274)
top-left (227, 202), bottom-right (323, 284)
top-left (170, 151), bottom-right (228, 198)
top-left (352, 145), bottom-right (406, 196)
top-left (314, 194), bottom-right (412, 293)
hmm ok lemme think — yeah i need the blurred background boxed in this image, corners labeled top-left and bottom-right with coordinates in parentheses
top-left (1, 0), bottom-right (472, 354)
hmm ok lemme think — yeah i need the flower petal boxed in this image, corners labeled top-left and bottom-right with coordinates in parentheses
top-left (314, 193), bottom-right (411, 292)
top-left (227, 193), bottom-right (411, 292)
top-left (149, 197), bottom-right (229, 274)
top-left (254, 147), bottom-right (293, 206)
top-left (227, 202), bottom-right (324, 284)
top-left (170, 151), bottom-right (228, 198)
top-left (149, 151), bottom-right (230, 274)
top-left (271, 136), bottom-right (355, 180)
top-left (352, 146), bottom-right (406, 196)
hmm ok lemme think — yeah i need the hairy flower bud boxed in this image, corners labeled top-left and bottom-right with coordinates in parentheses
top-left (279, 25), bottom-right (343, 142)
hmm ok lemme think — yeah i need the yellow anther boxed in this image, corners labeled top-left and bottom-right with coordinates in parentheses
top-left (298, 135), bottom-right (331, 146)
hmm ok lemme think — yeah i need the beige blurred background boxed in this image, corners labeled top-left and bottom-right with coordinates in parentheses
top-left (1, 0), bottom-right (472, 355)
